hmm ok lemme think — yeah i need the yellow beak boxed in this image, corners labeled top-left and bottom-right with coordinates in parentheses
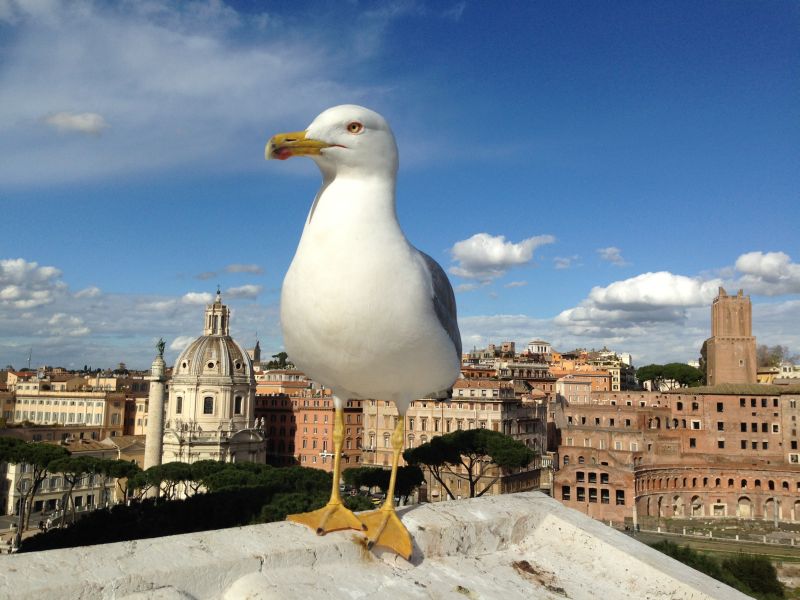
top-left (265, 130), bottom-right (330, 160)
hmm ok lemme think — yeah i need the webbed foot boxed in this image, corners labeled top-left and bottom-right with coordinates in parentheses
top-left (288, 501), bottom-right (365, 535)
top-left (358, 507), bottom-right (412, 559)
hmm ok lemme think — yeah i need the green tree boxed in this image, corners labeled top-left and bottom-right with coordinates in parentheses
top-left (721, 554), bottom-right (784, 598)
top-left (651, 541), bottom-right (784, 599)
top-left (662, 363), bottom-right (703, 387)
top-left (101, 459), bottom-right (142, 502)
top-left (48, 456), bottom-right (99, 525)
top-left (757, 344), bottom-right (797, 368)
top-left (404, 429), bottom-right (535, 499)
top-left (146, 462), bottom-right (194, 500)
top-left (636, 363), bottom-right (703, 390)
top-left (187, 459), bottom-right (226, 494)
top-left (0, 437), bottom-right (70, 544)
top-left (128, 469), bottom-right (155, 500)
top-left (699, 341), bottom-right (708, 384)
top-left (342, 465), bottom-right (424, 503)
top-left (266, 352), bottom-right (294, 369)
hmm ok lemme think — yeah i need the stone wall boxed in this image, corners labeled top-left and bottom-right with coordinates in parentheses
top-left (1, 492), bottom-right (749, 599)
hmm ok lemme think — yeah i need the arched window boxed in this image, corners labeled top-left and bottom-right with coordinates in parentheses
top-left (578, 456), bottom-right (585, 464)
top-left (203, 397), bottom-right (214, 414)
top-left (563, 455), bottom-right (570, 466)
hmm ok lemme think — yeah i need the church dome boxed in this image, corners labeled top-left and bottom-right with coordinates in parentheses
top-left (172, 291), bottom-right (254, 384)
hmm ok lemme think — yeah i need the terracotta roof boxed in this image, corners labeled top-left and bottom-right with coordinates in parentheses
top-left (102, 435), bottom-right (146, 452)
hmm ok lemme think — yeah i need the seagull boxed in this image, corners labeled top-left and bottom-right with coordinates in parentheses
top-left (266, 105), bottom-right (461, 559)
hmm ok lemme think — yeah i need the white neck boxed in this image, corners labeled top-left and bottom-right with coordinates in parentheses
top-left (303, 173), bottom-right (401, 238)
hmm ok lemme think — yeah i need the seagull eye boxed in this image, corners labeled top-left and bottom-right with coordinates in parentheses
top-left (347, 121), bottom-right (364, 134)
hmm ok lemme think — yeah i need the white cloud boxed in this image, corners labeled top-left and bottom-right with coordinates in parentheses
top-left (555, 271), bottom-right (723, 334)
top-left (169, 335), bottom-right (195, 352)
top-left (0, 257), bottom-right (283, 369)
top-left (137, 299), bottom-right (178, 312)
top-left (225, 263), bottom-right (263, 275)
top-left (554, 255), bottom-right (579, 270)
top-left (504, 281), bottom-right (528, 288)
top-left (597, 246), bottom-right (627, 266)
top-left (43, 112), bottom-right (108, 135)
top-left (0, 258), bottom-right (64, 309)
top-left (449, 233), bottom-right (555, 281)
top-left (39, 313), bottom-right (90, 337)
top-left (182, 292), bottom-right (213, 305)
top-left (74, 286), bottom-right (101, 298)
top-left (225, 284), bottom-right (262, 299)
top-left (0, 0), bottom-right (380, 185)
top-left (587, 272), bottom-right (722, 310)
top-left (733, 251), bottom-right (800, 296)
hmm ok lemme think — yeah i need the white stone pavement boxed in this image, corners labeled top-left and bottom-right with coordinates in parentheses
top-left (0, 492), bottom-right (749, 599)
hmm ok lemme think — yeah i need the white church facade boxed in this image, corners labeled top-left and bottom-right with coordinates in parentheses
top-left (157, 291), bottom-right (266, 465)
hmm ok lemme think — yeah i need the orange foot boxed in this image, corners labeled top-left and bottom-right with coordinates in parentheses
top-left (358, 507), bottom-right (412, 560)
top-left (287, 501), bottom-right (365, 535)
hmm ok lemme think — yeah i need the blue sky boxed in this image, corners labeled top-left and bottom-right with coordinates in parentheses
top-left (1, 0), bottom-right (798, 370)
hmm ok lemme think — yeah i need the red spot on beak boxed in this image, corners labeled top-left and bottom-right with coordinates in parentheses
top-left (274, 147), bottom-right (293, 160)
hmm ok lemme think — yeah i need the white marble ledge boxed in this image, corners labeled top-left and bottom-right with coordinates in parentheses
top-left (0, 492), bottom-right (749, 600)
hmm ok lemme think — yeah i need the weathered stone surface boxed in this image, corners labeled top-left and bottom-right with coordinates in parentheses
top-left (0, 492), bottom-right (749, 599)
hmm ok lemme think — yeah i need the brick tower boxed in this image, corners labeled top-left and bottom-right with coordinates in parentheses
top-left (704, 287), bottom-right (756, 386)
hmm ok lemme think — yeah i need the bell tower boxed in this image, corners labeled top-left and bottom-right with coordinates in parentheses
top-left (704, 287), bottom-right (756, 386)
top-left (204, 288), bottom-right (230, 335)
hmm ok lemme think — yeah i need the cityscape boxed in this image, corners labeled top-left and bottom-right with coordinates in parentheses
top-left (2, 1), bottom-right (798, 598)
top-left (1, 285), bottom-right (799, 594)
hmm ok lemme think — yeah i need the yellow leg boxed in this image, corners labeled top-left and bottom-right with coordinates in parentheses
top-left (287, 405), bottom-right (364, 535)
top-left (358, 416), bottom-right (413, 560)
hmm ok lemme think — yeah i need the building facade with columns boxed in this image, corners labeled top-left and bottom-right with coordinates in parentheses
top-left (160, 293), bottom-right (266, 464)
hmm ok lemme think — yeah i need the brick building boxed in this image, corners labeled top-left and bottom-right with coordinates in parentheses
top-left (553, 385), bottom-right (800, 524)
top-left (704, 287), bottom-right (757, 386)
top-left (293, 396), bottom-right (363, 472)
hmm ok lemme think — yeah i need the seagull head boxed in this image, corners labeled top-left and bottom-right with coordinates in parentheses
top-left (266, 105), bottom-right (398, 177)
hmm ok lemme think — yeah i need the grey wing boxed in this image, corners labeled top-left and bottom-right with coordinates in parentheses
top-left (418, 251), bottom-right (462, 358)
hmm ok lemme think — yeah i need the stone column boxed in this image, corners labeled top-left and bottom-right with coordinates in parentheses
top-left (144, 354), bottom-right (167, 470)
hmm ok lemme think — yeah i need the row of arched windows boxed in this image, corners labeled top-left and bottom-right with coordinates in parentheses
top-left (637, 474), bottom-right (799, 494)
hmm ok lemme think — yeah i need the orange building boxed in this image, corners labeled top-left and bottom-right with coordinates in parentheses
top-left (293, 397), bottom-right (363, 472)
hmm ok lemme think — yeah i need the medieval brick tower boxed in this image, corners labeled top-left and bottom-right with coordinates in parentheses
top-left (704, 287), bottom-right (757, 386)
